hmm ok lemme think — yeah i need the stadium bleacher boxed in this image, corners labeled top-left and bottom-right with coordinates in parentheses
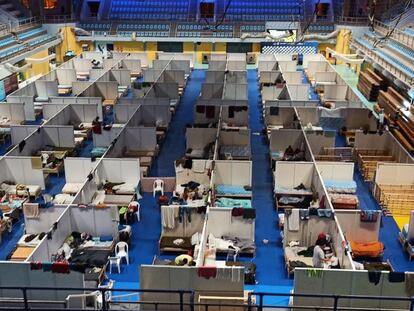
top-left (109, 0), bottom-right (190, 20)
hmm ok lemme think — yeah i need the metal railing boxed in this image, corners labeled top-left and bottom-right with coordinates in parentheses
top-left (335, 16), bottom-right (369, 25)
top-left (373, 19), bottom-right (414, 50)
top-left (0, 286), bottom-right (413, 311)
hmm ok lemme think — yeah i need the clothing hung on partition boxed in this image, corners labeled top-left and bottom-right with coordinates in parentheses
top-left (178, 206), bottom-right (192, 223)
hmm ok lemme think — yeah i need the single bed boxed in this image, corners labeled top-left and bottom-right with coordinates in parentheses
top-left (208, 233), bottom-right (255, 256)
top-left (17, 233), bottom-right (45, 247)
top-left (0, 183), bottom-right (41, 198)
top-left (329, 194), bottom-right (359, 209)
top-left (215, 184), bottom-right (252, 198)
top-left (62, 183), bottom-right (84, 195)
top-left (9, 246), bottom-right (35, 261)
top-left (159, 236), bottom-right (193, 253)
top-left (104, 182), bottom-right (137, 195)
top-left (350, 240), bottom-right (384, 258)
top-left (91, 147), bottom-right (107, 158)
top-left (215, 198), bottom-right (252, 208)
top-left (70, 248), bottom-right (112, 267)
top-left (53, 193), bottom-right (75, 204)
top-left (284, 246), bottom-right (314, 275)
top-left (185, 148), bottom-right (207, 159)
top-left (220, 145), bottom-right (251, 160)
top-left (92, 192), bottom-right (135, 206)
top-left (324, 180), bottom-right (357, 194)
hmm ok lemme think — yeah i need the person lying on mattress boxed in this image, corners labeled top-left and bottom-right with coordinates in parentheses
top-left (175, 254), bottom-right (194, 266)
top-left (313, 233), bottom-right (339, 269)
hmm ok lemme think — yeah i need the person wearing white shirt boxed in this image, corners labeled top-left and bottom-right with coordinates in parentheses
top-left (312, 237), bottom-right (331, 268)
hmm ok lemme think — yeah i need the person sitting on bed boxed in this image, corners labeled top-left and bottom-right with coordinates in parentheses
top-left (313, 235), bottom-right (331, 268)
top-left (175, 254), bottom-right (193, 266)
top-left (92, 117), bottom-right (102, 134)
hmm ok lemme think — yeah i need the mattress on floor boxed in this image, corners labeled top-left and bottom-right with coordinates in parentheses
top-left (215, 198), bottom-right (252, 208)
top-left (220, 145), bottom-right (251, 158)
top-left (215, 184), bottom-right (252, 197)
top-left (324, 180), bottom-right (357, 194)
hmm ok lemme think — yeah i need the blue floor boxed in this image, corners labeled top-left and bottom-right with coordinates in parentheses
top-left (300, 70), bottom-right (319, 102)
top-left (0, 137), bottom-right (12, 156)
top-left (77, 138), bottom-right (94, 158)
top-left (107, 192), bottom-right (171, 283)
top-left (247, 69), bottom-right (293, 287)
top-left (149, 70), bottom-right (206, 177)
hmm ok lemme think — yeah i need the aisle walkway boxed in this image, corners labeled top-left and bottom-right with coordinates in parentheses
top-left (247, 69), bottom-right (293, 287)
top-left (150, 70), bottom-right (206, 177)
top-left (108, 69), bottom-right (206, 283)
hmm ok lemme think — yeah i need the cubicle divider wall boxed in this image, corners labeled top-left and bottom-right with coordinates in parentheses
top-left (226, 71), bottom-right (247, 84)
top-left (208, 60), bottom-right (227, 71)
top-left (265, 106), bottom-right (299, 129)
top-left (305, 131), bottom-right (336, 155)
top-left (354, 131), bottom-right (414, 164)
top-left (9, 125), bottom-right (75, 157)
top-left (0, 102), bottom-right (25, 124)
top-left (293, 268), bottom-right (411, 310)
top-left (204, 71), bottom-right (225, 84)
top-left (0, 262), bottom-right (84, 301)
top-left (259, 71), bottom-right (281, 84)
top-left (281, 71), bottom-right (302, 84)
top-left (185, 128), bottom-right (217, 159)
top-left (24, 205), bottom-right (67, 235)
top-left (0, 156), bottom-right (46, 189)
top-left (287, 84), bottom-right (310, 101)
top-left (200, 83), bottom-right (224, 99)
top-left (10, 125), bottom-right (40, 145)
top-left (223, 83), bottom-right (248, 101)
top-left (6, 95), bottom-right (35, 121)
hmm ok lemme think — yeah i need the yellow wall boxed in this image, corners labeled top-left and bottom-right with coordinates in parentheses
top-left (214, 42), bottom-right (226, 53)
top-left (183, 42), bottom-right (194, 52)
top-left (252, 43), bottom-right (261, 53)
top-left (195, 42), bottom-right (212, 64)
top-left (55, 26), bottom-right (92, 63)
top-left (145, 42), bottom-right (158, 62)
top-left (23, 49), bottom-right (50, 79)
top-left (114, 41), bottom-right (144, 52)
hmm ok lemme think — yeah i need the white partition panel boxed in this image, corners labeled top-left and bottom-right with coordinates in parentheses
top-left (0, 102), bottom-right (25, 121)
top-left (375, 163), bottom-right (414, 184)
top-left (64, 158), bottom-right (94, 183)
top-left (25, 205), bottom-right (67, 234)
top-left (56, 69), bottom-right (77, 86)
top-left (70, 206), bottom-right (118, 237)
top-left (3, 157), bottom-right (45, 189)
top-left (275, 162), bottom-right (314, 189)
top-left (10, 125), bottom-right (39, 144)
top-left (186, 128), bottom-right (217, 149)
top-left (335, 210), bottom-right (381, 243)
top-left (293, 269), bottom-right (410, 310)
top-left (0, 262), bottom-right (84, 301)
top-left (7, 95), bottom-right (35, 121)
top-left (93, 127), bottom-right (123, 147)
top-left (100, 158), bottom-right (140, 184)
top-left (208, 208), bottom-right (254, 240)
top-left (214, 160), bottom-right (252, 186)
top-left (317, 162), bottom-right (354, 182)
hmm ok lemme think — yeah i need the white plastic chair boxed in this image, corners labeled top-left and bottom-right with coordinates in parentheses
top-left (153, 179), bottom-right (164, 197)
top-left (128, 201), bottom-right (140, 222)
top-left (115, 241), bottom-right (129, 265)
top-left (108, 257), bottom-right (121, 273)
